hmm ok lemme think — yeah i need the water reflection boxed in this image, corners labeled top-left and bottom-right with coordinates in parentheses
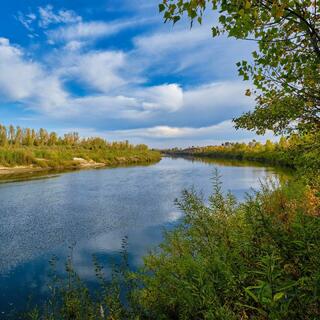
top-left (0, 157), bottom-right (282, 317)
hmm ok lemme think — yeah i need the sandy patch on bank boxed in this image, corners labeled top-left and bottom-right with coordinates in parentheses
top-left (72, 158), bottom-right (106, 168)
top-left (0, 158), bottom-right (106, 176)
top-left (0, 165), bottom-right (42, 175)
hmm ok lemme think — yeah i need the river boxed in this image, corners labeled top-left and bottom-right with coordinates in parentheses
top-left (0, 156), bottom-right (284, 318)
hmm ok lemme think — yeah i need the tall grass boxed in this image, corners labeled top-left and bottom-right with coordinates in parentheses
top-left (0, 145), bottom-right (161, 168)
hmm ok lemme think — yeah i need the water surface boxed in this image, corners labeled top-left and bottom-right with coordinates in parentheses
top-left (0, 157), bottom-right (282, 318)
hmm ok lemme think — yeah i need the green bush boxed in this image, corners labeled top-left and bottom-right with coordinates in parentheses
top-left (135, 174), bottom-right (320, 319)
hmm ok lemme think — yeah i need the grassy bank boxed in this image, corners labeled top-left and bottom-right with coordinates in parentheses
top-left (164, 134), bottom-right (319, 170)
top-left (0, 145), bottom-right (161, 170)
top-left (0, 124), bottom-right (161, 172)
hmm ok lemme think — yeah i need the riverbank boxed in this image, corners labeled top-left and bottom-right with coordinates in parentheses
top-left (163, 135), bottom-right (320, 175)
top-left (0, 124), bottom-right (162, 175)
top-left (0, 153), bottom-right (161, 177)
top-left (163, 149), bottom-right (294, 168)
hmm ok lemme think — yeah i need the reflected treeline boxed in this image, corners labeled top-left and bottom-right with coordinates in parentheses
top-left (166, 154), bottom-right (293, 184)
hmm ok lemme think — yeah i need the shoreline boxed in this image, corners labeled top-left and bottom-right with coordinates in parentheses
top-left (162, 151), bottom-right (295, 170)
top-left (0, 157), bottom-right (161, 179)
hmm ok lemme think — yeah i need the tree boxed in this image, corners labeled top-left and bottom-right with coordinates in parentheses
top-left (23, 128), bottom-right (34, 146)
top-left (9, 125), bottom-right (15, 144)
top-left (160, 0), bottom-right (320, 134)
top-left (48, 132), bottom-right (58, 146)
top-left (15, 126), bottom-right (22, 146)
top-left (0, 125), bottom-right (8, 146)
top-left (39, 128), bottom-right (49, 145)
top-left (265, 139), bottom-right (275, 151)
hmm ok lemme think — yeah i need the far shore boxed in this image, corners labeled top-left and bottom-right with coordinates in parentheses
top-left (0, 157), bottom-right (158, 177)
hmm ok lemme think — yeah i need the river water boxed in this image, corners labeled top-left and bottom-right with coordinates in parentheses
top-left (0, 157), bottom-right (283, 318)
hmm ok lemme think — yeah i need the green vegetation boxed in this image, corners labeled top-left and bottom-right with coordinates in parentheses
top-left (0, 124), bottom-right (161, 170)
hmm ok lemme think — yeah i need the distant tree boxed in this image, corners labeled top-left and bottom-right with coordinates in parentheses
top-left (265, 139), bottom-right (275, 151)
top-left (23, 128), bottom-right (33, 146)
top-left (48, 132), bottom-right (58, 146)
top-left (15, 127), bottom-right (22, 146)
top-left (39, 128), bottom-right (49, 145)
top-left (160, 0), bottom-right (320, 134)
top-left (0, 125), bottom-right (8, 146)
top-left (64, 132), bottom-right (79, 146)
top-left (278, 136), bottom-right (288, 149)
top-left (136, 144), bottom-right (148, 151)
top-left (9, 125), bottom-right (15, 144)
top-left (31, 129), bottom-right (37, 145)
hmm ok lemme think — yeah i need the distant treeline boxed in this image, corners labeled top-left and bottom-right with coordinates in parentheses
top-left (0, 124), bottom-right (143, 149)
top-left (0, 124), bottom-right (160, 168)
top-left (164, 133), bottom-right (320, 176)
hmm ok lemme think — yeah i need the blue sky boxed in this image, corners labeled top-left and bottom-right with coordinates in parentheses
top-left (0, 0), bottom-right (273, 147)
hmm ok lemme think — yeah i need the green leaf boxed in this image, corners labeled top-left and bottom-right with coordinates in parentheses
top-left (273, 292), bottom-right (285, 302)
top-left (159, 3), bottom-right (165, 12)
top-left (244, 287), bottom-right (259, 303)
top-left (173, 16), bottom-right (181, 24)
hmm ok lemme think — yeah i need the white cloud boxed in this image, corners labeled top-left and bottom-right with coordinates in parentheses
top-left (16, 5), bottom-right (81, 38)
top-left (38, 5), bottom-right (82, 28)
top-left (0, 38), bottom-right (43, 100)
top-left (47, 84), bottom-right (183, 120)
top-left (62, 50), bottom-right (128, 93)
top-left (67, 95), bottom-right (147, 120)
top-left (16, 12), bottom-right (37, 32)
top-left (47, 19), bottom-right (139, 44)
top-left (184, 81), bottom-right (252, 112)
top-left (0, 38), bottom-right (68, 111)
top-left (134, 26), bottom-right (210, 55)
top-left (137, 84), bottom-right (183, 112)
top-left (108, 121), bottom-right (238, 139)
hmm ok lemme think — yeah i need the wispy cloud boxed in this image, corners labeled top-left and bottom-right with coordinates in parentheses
top-left (16, 4), bottom-right (81, 39)
top-left (46, 18), bottom-right (154, 44)
top-left (47, 21), bottom-right (122, 43)
top-left (38, 5), bottom-right (82, 28)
